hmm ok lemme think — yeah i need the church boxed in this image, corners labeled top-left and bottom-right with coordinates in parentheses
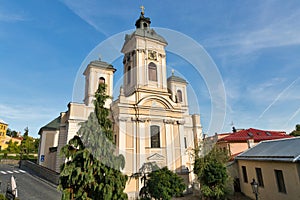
top-left (38, 9), bottom-right (203, 198)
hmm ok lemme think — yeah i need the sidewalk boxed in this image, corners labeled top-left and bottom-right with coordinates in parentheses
top-left (229, 192), bottom-right (252, 200)
top-left (172, 192), bottom-right (251, 200)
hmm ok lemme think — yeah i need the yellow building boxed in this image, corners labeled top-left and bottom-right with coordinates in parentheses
top-left (236, 137), bottom-right (300, 200)
top-left (0, 119), bottom-right (8, 150)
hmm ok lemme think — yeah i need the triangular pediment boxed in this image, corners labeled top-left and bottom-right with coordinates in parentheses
top-left (147, 153), bottom-right (165, 161)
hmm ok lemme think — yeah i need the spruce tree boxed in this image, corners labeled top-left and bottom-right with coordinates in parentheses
top-left (58, 83), bottom-right (128, 200)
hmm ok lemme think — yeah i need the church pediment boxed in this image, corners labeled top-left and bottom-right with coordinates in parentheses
top-left (142, 100), bottom-right (165, 108)
top-left (137, 95), bottom-right (174, 109)
top-left (147, 153), bottom-right (165, 161)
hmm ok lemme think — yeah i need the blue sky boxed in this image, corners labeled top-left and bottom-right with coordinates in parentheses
top-left (1, 0), bottom-right (300, 138)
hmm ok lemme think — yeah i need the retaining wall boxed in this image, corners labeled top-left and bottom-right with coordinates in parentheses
top-left (20, 160), bottom-right (59, 185)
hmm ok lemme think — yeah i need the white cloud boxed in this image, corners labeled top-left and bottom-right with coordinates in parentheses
top-left (0, 12), bottom-right (26, 22)
top-left (0, 104), bottom-right (56, 120)
top-left (61, 0), bottom-right (135, 35)
top-left (204, 8), bottom-right (300, 55)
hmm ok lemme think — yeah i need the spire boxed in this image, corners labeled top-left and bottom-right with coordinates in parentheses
top-left (135, 6), bottom-right (151, 30)
top-left (140, 5), bottom-right (145, 16)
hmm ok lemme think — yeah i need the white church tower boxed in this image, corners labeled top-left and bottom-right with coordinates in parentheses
top-left (111, 8), bottom-right (203, 198)
top-left (121, 8), bottom-right (168, 96)
top-left (38, 7), bottom-right (202, 199)
top-left (83, 60), bottom-right (115, 108)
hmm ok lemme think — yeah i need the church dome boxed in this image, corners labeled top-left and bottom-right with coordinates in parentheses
top-left (167, 74), bottom-right (187, 84)
top-left (124, 8), bottom-right (168, 45)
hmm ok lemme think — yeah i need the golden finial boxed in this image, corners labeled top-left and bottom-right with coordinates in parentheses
top-left (140, 5), bottom-right (145, 15)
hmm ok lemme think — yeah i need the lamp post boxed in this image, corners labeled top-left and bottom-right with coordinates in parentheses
top-left (251, 178), bottom-right (259, 200)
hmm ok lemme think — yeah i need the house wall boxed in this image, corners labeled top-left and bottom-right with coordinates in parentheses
top-left (217, 142), bottom-right (259, 156)
top-left (237, 160), bottom-right (300, 200)
top-left (0, 122), bottom-right (8, 150)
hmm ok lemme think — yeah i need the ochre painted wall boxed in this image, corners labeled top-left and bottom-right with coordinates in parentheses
top-left (238, 160), bottom-right (300, 200)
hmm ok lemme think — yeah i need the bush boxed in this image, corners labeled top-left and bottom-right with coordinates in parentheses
top-left (0, 193), bottom-right (6, 200)
top-left (194, 147), bottom-right (230, 200)
top-left (140, 167), bottom-right (185, 200)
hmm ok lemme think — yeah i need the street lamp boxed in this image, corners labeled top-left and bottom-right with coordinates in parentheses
top-left (251, 178), bottom-right (259, 200)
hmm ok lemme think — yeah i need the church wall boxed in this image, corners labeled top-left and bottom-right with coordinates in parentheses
top-left (173, 124), bottom-right (183, 171)
top-left (39, 130), bottom-right (59, 168)
top-left (125, 179), bottom-right (138, 200)
top-left (191, 114), bottom-right (203, 147)
top-left (66, 120), bottom-right (82, 142)
top-left (55, 127), bottom-right (67, 172)
top-left (124, 120), bottom-right (134, 174)
top-left (68, 103), bottom-right (93, 120)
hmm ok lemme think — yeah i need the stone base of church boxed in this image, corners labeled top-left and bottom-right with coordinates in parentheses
top-left (127, 192), bottom-right (139, 200)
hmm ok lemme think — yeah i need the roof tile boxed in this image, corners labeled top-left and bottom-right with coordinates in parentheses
top-left (219, 128), bottom-right (291, 142)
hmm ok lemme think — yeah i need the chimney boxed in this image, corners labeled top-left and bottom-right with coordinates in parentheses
top-left (232, 126), bottom-right (237, 133)
top-left (247, 139), bottom-right (254, 148)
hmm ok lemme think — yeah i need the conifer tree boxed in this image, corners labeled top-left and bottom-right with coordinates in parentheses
top-left (58, 83), bottom-right (128, 200)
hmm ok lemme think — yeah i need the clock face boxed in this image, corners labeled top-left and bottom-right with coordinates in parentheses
top-left (148, 50), bottom-right (157, 60)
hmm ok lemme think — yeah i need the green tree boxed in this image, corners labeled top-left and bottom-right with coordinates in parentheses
top-left (20, 127), bottom-right (37, 154)
top-left (58, 83), bottom-right (128, 200)
top-left (290, 124), bottom-right (300, 136)
top-left (34, 138), bottom-right (40, 152)
top-left (140, 167), bottom-right (185, 200)
top-left (194, 147), bottom-right (230, 200)
top-left (6, 128), bottom-right (19, 138)
top-left (6, 140), bottom-right (20, 153)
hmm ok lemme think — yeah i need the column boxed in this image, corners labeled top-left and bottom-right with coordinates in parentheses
top-left (164, 119), bottom-right (175, 170)
top-left (118, 118), bottom-right (126, 173)
top-left (178, 121), bottom-right (186, 171)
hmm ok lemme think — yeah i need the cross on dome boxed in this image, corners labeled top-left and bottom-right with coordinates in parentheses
top-left (140, 5), bottom-right (145, 15)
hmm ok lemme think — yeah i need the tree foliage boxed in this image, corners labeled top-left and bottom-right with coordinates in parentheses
top-left (6, 140), bottom-right (20, 153)
top-left (290, 124), bottom-right (300, 136)
top-left (140, 167), bottom-right (185, 200)
top-left (194, 147), bottom-right (230, 200)
top-left (20, 127), bottom-right (38, 154)
top-left (6, 128), bottom-right (19, 138)
top-left (58, 83), bottom-right (128, 200)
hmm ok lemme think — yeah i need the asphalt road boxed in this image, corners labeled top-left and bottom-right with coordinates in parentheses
top-left (0, 164), bottom-right (61, 200)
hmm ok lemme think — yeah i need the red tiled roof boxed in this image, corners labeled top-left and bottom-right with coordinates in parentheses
top-left (218, 128), bottom-right (291, 142)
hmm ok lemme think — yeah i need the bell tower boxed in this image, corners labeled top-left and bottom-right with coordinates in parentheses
top-left (121, 7), bottom-right (168, 96)
top-left (83, 60), bottom-right (116, 108)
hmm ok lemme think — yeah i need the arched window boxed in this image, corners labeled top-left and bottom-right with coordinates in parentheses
top-left (148, 62), bottom-right (157, 82)
top-left (99, 77), bottom-right (105, 84)
top-left (177, 89), bottom-right (183, 103)
top-left (150, 125), bottom-right (160, 148)
top-left (127, 66), bottom-right (131, 84)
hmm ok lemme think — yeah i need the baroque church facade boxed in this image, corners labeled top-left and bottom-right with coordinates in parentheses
top-left (38, 10), bottom-right (203, 198)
